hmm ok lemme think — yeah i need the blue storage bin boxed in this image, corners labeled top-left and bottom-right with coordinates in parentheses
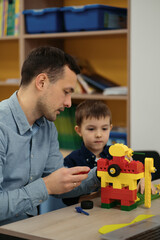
top-left (61, 4), bottom-right (127, 32)
top-left (108, 131), bottom-right (127, 145)
top-left (23, 8), bottom-right (63, 34)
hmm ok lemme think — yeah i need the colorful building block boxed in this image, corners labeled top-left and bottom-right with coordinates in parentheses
top-left (97, 143), bottom-right (155, 211)
top-left (144, 158), bottom-right (156, 208)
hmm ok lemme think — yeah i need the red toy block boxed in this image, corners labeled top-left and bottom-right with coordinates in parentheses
top-left (97, 158), bottom-right (109, 171)
top-left (101, 187), bottom-right (137, 207)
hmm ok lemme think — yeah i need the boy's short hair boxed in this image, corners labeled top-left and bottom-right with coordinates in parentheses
top-left (75, 100), bottom-right (112, 126)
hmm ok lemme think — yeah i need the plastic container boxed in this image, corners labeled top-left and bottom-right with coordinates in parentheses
top-left (108, 131), bottom-right (127, 145)
top-left (61, 4), bottom-right (127, 32)
top-left (23, 8), bottom-right (63, 33)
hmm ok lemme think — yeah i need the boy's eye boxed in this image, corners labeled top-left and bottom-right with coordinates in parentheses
top-left (87, 128), bottom-right (94, 131)
top-left (102, 127), bottom-right (108, 131)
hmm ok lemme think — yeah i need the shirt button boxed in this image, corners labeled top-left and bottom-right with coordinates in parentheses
top-left (30, 176), bottom-right (33, 180)
top-left (31, 155), bottom-right (33, 158)
top-left (94, 163), bottom-right (97, 166)
top-left (92, 155), bottom-right (94, 158)
top-left (86, 159), bottom-right (89, 162)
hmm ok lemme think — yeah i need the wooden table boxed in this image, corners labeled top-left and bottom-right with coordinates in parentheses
top-left (0, 182), bottom-right (160, 240)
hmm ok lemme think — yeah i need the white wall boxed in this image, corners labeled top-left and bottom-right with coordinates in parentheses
top-left (130, 0), bottom-right (160, 153)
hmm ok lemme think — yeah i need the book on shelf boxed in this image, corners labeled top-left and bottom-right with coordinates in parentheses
top-left (2, 0), bottom-right (8, 36)
top-left (76, 58), bottom-right (119, 92)
top-left (75, 74), bottom-right (123, 94)
top-left (0, 0), bottom-right (2, 36)
top-left (81, 74), bottom-right (118, 91)
top-left (7, 0), bottom-right (15, 36)
top-left (103, 86), bottom-right (127, 95)
top-left (74, 80), bottom-right (85, 94)
top-left (0, 0), bottom-right (20, 37)
top-left (77, 74), bottom-right (96, 94)
top-left (14, 0), bottom-right (20, 36)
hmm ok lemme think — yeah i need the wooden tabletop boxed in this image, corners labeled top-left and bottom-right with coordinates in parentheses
top-left (0, 180), bottom-right (160, 240)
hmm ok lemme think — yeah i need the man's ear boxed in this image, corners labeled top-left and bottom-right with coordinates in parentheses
top-left (74, 125), bottom-right (82, 137)
top-left (35, 73), bottom-right (48, 90)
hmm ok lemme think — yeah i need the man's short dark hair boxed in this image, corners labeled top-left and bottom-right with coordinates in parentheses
top-left (75, 100), bottom-right (112, 126)
top-left (20, 46), bottom-right (80, 86)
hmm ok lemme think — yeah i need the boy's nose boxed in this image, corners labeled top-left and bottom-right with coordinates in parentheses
top-left (96, 131), bottom-right (102, 138)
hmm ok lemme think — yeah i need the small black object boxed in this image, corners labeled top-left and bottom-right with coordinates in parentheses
top-left (108, 164), bottom-right (121, 177)
top-left (81, 200), bottom-right (93, 209)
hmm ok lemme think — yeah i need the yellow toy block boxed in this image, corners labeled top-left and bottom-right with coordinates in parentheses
top-left (109, 143), bottom-right (133, 158)
top-left (144, 158), bottom-right (156, 208)
top-left (97, 171), bottom-right (144, 190)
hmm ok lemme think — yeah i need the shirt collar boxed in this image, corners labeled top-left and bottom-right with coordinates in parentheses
top-left (80, 142), bottom-right (110, 159)
top-left (8, 92), bottom-right (45, 135)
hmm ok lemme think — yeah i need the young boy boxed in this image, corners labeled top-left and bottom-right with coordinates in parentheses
top-left (63, 100), bottom-right (113, 205)
top-left (63, 100), bottom-right (156, 206)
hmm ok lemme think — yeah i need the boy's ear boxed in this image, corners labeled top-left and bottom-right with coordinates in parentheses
top-left (74, 125), bottom-right (82, 137)
top-left (110, 124), bottom-right (113, 131)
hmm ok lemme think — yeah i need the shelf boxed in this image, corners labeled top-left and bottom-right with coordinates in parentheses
top-left (0, 36), bottom-right (19, 41)
top-left (0, 0), bottom-right (128, 140)
top-left (0, 82), bottom-right (19, 86)
top-left (72, 93), bottom-right (128, 101)
top-left (23, 29), bottom-right (128, 39)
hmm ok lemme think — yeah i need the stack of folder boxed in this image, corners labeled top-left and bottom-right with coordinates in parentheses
top-left (54, 105), bottom-right (82, 150)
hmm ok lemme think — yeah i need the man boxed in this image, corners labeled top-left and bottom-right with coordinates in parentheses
top-left (0, 46), bottom-right (100, 225)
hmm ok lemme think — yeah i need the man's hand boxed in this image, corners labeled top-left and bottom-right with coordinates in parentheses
top-left (43, 166), bottom-right (90, 195)
top-left (137, 178), bottom-right (157, 194)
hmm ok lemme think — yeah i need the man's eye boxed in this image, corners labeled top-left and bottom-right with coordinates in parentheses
top-left (64, 90), bottom-right (70, 95)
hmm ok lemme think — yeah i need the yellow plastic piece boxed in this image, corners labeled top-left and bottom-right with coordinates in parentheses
top-left (155, 184), bottom-right (160, 190)
top-left (109, 143), bottom-right (133, 158)
top-left (135, 196), bottom-right (140, 202)
top-left (110, 168), bottom-right (116, 174)
top-left (99, 215), bottom-right (155, 234)
top-left (97, 171), bottom-right (108, 188)
top-left (97, 171), bottom-right (144, 190)
top-left (144, 158), bottom-right (156, 208)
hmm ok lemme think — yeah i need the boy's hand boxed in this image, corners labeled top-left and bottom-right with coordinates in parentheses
top-left (125, 156), bottom-right (133, 162)
top-left (137, 178), bottom-right (157, 194)
top-left (43, 166), bottom-right (90, 195)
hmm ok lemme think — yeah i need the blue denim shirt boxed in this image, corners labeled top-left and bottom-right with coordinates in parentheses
top-left (0, 92), bottom-right (100, 225)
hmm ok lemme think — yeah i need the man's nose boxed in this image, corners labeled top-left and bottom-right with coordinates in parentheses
top-left (64, 95), bottom-right (72, 108)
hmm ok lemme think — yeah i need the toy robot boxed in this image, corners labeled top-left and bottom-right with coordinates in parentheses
top-left (97, 143), bottom-right (155, 211)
